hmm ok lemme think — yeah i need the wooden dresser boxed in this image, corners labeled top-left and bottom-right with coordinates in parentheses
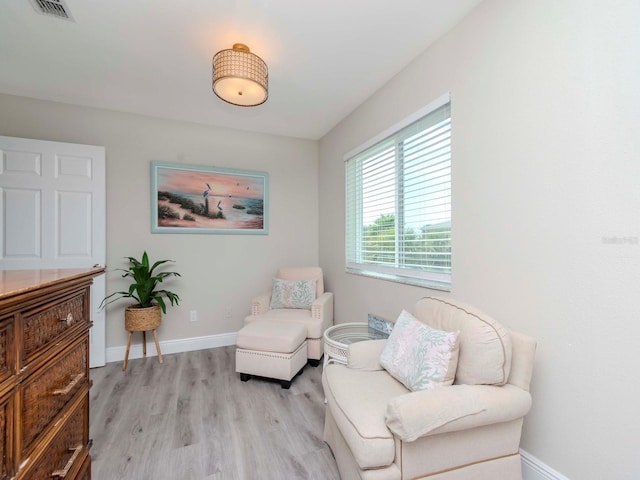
top-left (0, 267), bottom-right (104, 480)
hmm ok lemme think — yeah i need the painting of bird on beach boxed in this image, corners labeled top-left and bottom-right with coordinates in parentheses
top-left (151, 161), bottom-right (268, 234)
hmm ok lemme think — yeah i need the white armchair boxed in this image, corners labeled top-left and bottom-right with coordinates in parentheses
top-left (322, 296), bottom-right (537, 480)
top-left (244, 267), bottom-right (334, 365)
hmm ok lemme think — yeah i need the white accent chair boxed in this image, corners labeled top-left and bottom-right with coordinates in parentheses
top-left (322, 296), bottom-right (537, 480)
top-left (244, 267), bottom-right (334, 366)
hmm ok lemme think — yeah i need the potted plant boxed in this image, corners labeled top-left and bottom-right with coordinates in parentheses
top-left (101, 251), bottom-right (181, 332)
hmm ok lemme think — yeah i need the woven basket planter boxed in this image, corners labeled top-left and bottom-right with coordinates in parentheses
top-left (125, 305), bottom-right (162, 332)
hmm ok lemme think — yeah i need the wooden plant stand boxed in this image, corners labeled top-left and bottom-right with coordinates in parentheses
top-left (123, 305), bottom-right (164, 371)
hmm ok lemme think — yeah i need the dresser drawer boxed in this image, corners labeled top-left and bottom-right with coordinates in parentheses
top-left (22, 291), bottom-right (87, 363)
top-left (0, 392), bottom-right (15, 480)
top-left (75, 455), bottom-right (91, 480)
top-left (21, 338), bottom-right (88, 455)
top-left (0, 319), bottom-right (15, 390)
top-left (21, 394), bottom-right (89, 480)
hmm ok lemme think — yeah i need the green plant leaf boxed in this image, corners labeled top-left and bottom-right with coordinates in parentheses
top-left (156, 296), bottom-right (167, 314)
top-left (100, 252), bottom-right (181, 314)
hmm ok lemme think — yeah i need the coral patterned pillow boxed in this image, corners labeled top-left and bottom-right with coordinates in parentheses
top-left (270, 278), bottom-right (317, 309)
top-left (380, 310), bottom-right (460, 391)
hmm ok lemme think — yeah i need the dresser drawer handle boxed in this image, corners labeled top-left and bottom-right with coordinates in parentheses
top-left (51, 444), bottom-right (82, 478)
top-left (59, 313), bottom-right (73, 326)
top-left (52, 373), bottom-right (84, 396)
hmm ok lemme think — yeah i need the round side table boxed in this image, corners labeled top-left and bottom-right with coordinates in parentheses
top-left (323, 322), bottom-right (389, 368)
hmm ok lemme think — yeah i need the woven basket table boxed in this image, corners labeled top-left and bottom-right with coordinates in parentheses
top-left (123, 305), bottom-right (163, 371)
top-left (323, 322), bottom-right (389, 368)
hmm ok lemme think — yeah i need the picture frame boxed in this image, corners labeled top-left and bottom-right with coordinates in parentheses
top-left (150, 161), bottom-right (269, 235)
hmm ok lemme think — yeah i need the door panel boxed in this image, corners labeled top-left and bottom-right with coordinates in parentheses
top-left (3, 149), bottom-right (41, 175)
top-left (58, 191), bottom-right (92, 257)
top-left (3, 187), bottom-right (41, 257)
top-left (0, 136), bottom-right (106, 367)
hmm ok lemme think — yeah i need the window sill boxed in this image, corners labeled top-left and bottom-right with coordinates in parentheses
top-left (346, 267), bottom-right (451, 292)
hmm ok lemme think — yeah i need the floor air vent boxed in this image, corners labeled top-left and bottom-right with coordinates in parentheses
top-left (29, 0), bottom-right (74, 21)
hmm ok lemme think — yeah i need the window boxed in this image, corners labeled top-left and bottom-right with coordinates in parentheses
top-left (345, 94), bottom-right (451, 290)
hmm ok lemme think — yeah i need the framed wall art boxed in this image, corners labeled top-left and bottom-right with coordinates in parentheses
top-left (151, 161), bottom-right (269, 234)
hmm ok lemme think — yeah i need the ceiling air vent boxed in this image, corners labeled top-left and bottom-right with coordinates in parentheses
top-left (28, 0), bottom-right (75, 21)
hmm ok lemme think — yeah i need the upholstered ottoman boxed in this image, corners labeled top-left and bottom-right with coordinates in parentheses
top-left (236, 320), bottom-right (307, 389)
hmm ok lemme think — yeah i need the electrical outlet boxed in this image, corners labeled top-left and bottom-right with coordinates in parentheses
top-left (190, 310), bottom-right (198, 322)
top-left (224, 308), bottom-right (232, 318)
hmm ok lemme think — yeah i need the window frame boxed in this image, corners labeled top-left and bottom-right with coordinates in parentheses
top-left (344, 93), bottom-right (452, 291)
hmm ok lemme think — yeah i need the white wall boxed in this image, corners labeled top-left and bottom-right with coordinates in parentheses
top-left (319, 1), bottom-right (640, 479)
top-left (0, 93), bottom-right (319, 352)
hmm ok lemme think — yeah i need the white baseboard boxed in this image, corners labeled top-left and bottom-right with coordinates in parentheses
top-left (105, 332), bottom-right (237, 364)
top-left (521, 449), bottom-right (570, 480)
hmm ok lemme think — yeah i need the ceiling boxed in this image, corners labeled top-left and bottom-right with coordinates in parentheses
top-left (0, 0), bottom-right (482, 140)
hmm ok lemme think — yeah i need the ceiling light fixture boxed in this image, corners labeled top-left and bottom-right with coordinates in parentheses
top-left (212, 43), bottom-right (268, 107)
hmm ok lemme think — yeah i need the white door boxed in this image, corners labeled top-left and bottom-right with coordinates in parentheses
top-left (0, 135), bottom-right (106, 367)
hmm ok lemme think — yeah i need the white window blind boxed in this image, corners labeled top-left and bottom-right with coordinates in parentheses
top-left (345, 95), bottom-right (451, 290)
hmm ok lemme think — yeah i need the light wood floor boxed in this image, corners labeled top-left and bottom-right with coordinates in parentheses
top-left (90, 346), bottom-right (341, 480)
